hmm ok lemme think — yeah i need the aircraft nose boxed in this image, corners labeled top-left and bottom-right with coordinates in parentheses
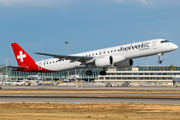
top-left (172, 44), bottom-right (178, 50)
top-left (174, 44), bottom-right (178, 50)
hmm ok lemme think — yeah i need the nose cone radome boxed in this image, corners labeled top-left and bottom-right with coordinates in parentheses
top-left (172, 44), bottom-right (178, 50)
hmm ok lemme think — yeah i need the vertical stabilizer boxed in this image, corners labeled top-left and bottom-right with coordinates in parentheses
top-left (11, 43), bottom-right (35, 67)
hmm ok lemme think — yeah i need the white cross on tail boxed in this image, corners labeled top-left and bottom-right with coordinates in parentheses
top-left (17, 51), bottom-right (26, 62)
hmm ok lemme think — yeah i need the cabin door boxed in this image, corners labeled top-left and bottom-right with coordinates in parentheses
top-left (38, 62), bottom-right (42, 70)
top-left (152, 41), bottom-right (157, 49)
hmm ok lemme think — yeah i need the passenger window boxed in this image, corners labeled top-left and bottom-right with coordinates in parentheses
top-left (104, 52), bottom-right (105, 54)
top-left (96, 53), bottom-right (98, 55)
top-left (114, 50), bottom-right (116, 52)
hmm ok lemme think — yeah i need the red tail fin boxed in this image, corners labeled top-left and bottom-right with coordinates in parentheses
top-left (11, 43), bottom-right (35, 67)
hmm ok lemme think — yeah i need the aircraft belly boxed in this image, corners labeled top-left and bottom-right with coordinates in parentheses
top-left (42, 61), bottom-right (82, 72)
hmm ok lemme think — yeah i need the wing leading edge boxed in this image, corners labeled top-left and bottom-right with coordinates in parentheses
top-left (34, 52), bottom-right (95, 64)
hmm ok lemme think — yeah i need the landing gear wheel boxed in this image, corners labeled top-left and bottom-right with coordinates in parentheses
top-left (158, 60), bottom-right (162, 64)
top-left (100, 71), bottom-right (106, 75)
top-left (86, 70), bottom-right (92, 76)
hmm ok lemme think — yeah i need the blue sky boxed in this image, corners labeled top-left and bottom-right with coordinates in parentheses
top-left (0, 0), bottom-right (180, 66)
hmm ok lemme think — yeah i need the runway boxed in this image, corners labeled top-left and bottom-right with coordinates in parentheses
top-left (1, 93), bottom-right (180, 104)
top-left (1, 86), bottom-right (180, 104)
top-left (1, 96), bottom-right (180, 104)
top-left (2, 85), bottom-right (180, 91)
top-left (1, 93), bottom-right (180, 97)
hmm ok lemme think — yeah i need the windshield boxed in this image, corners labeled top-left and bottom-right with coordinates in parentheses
top-left (161, 40), bottom-right (170, 43)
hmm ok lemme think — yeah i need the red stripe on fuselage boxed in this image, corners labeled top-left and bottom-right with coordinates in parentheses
top-left (16, 63), bottom-right (55, 72)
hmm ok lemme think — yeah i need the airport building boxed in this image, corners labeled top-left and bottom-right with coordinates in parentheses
top-left (0, 65), bottom-right (180, 81)
top-left (97, 66), bottom-right (180, 82)
top-left (0, 67), bottom-right (101, 80)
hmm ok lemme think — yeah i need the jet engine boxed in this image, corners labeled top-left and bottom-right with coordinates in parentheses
top-left (94, 56), bottom-right (113, 68)
top-left (114, 59), bottom-right (133, 68)
top-left (112, 55), bottom-right (126, 63)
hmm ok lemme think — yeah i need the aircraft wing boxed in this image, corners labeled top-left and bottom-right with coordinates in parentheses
top-left (34, 52), bottom-right (95, 64)
top-left (1, 66), bottom-right (27, 69)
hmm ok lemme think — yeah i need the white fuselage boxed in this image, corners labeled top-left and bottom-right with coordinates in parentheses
top-left (36, 39), bottom-right (178, 72)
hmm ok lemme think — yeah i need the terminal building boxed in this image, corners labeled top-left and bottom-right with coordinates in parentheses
top-left (97, 66), bottom-right (180, 82)
top-left (0, 65), bottom-right (180, 82)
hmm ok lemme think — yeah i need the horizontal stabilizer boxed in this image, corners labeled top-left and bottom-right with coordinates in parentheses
top-left (2, 66), bottom-right (27, 69)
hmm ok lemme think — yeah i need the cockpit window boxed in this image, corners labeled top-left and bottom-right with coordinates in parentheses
top-left (161, 40), bottom-right (170, 43)
top-left (164, 40), bottom-right (170, 42)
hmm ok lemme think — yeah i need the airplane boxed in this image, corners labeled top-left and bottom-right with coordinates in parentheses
top-left (8, 39), bottom-right (178, 76)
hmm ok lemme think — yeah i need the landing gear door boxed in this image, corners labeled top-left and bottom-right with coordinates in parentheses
top-left (152, 41), bottom-right (157, 49)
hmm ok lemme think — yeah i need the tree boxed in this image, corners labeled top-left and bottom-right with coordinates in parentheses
top-left (159, 68), bottom-right (165, 71)
top-left (169, 65), bottom-right (175, 71)
top-left (125, 67), bottom-right (129, 71)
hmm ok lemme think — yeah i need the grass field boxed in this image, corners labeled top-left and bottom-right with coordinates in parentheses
top-left (0, 103), bottom-right (180, 120)
top-left (0, 90), bottom-right (180, 120)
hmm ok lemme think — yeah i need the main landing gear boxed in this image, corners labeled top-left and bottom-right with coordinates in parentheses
top-left (100, 71), bottom-right (106, 75)
top-left (158, 53), bottom-right (163, 64)
top-left (86, 69), bottom-right (107, 76)
top-left (86, 70), bottom-right (92, 76)
top-left (85, 70), bottom-right (107, 76)
top-left (85, 64), bottom-right (107, 76)
top-left (100, 68), bottom-right (106, 75)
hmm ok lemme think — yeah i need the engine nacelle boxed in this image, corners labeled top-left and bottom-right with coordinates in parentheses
top-left (95, 56), bottom-right (113, 68)
top-left (112, 55), bottom-right (125, 63)
top-left (114, 59), bottom-right (133, 68)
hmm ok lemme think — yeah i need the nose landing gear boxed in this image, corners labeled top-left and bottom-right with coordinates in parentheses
top-left (158, 60), bottom-right (162, 64)
top-left (158, 53), bottom-right (163, 64)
